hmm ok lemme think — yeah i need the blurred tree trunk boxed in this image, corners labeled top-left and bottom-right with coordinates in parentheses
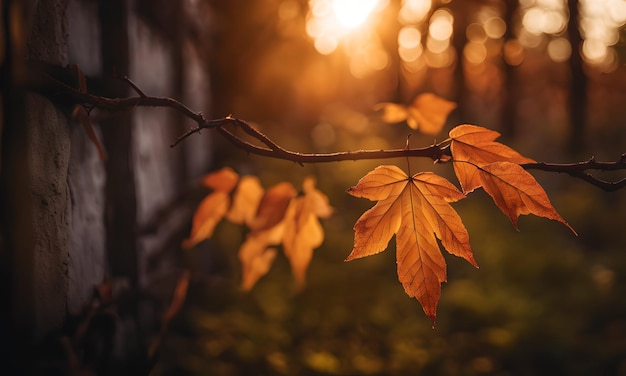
top-left (99, 0), bottom-right (139, 285)
top-left (567, 0), bottom-right (587, 154)
top-left (450, 0), bottom-right (470, 121)
top-left (1, 1), bottom-right (34, 372)
top-left (500, 0), bottom-right (519, 139)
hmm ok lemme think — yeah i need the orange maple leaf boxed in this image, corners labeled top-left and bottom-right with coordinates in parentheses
top-left (376, 93), bottom-right (457, 135)
top-left (449, 124), bottom-right (536, 193)
top-left (238, 182), bottom-right (297, 290)
top-left (346, 165), bottom-right (477, 323)
top-left (449, 125), bottom-right (575, 233)
top-left (475, 162), bottom-right (576, 233)
top-left (283, 177), bottom-right (333, 287)
top-left (182, 168), bottom-right (240, 249)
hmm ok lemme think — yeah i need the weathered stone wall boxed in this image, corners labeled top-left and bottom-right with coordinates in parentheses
top-left (25, 0), bottom-right (73, 342)
top-left (2, 0), bottom-right (212, 372)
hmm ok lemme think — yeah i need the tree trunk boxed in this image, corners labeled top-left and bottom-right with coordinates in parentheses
top-left (99, 0), bottom-right (139, 285)
top-left (567, 0), bottom-right (587, 154)
top-left (500, 0), bottom-right (519, 139)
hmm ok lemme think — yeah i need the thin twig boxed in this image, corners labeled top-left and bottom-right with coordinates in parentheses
top-left (30, 69), bottom-right (626, 192)
top-left (113, 72), bottom-right (147, 98)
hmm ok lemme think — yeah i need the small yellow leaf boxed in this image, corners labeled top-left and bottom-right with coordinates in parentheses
top-left (239, 203), bottom-right (295, 290)
top-left (283, 205), bottom-right (324, 287)
top-left (162, 270), bottom-right (191, 325)
top-left (182, 191), bottom-right (230, 249)
top-left (302, 177), bottom-right (333, 219)
top-left (406, 93), bottom-right (457, 135)
top-left (240, 245), bottom-right (278, 291)
top-left (377, 94), bottom-right (456, 136)
top-left (227, 175), bottom-right (264, 226)
top-left (375, 102), bottom-right (409, 123)
top-left (202, 167), bottom-right (240, 192)
top-left (249, 182), bottom-right (297, 232)
top-left (282, 178), bottom-right (332, 287)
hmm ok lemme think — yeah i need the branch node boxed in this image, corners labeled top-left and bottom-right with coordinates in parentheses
top-left (113, 72), bottom-right (147, 98)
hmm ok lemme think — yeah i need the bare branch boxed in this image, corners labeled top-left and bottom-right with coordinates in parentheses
top-left (523, 156), bottom-right (626, 191)
top-left (29, 67), bottom-right (626, 192)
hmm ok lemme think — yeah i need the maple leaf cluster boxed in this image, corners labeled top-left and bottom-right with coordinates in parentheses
top-left (183, 168), bottom-right (333, 290)
top-left (185, 94), bottom-right (576, 324)
top-left (347, 124), bottom-right (576, 323)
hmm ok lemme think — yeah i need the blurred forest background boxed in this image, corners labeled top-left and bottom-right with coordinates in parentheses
top-left (7, 0), bottom-right (626, 375)
top-left (150, 0), bottom-right (626, 375)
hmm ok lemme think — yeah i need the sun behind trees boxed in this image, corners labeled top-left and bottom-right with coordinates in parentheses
top-left (183, 95), bottom-right (576, 323)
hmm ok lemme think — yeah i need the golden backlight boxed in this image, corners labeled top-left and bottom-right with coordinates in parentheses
top-left (332, 0), bottom-right (379, 29)
top-left (306, 0), bottom-right (389, 77)
top-left (307, 0), bottom-right (382, 54)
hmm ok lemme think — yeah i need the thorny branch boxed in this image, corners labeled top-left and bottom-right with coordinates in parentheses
top-left (30, 67), bottom-right (626, 192)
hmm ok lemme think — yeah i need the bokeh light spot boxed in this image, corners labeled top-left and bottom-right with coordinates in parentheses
top-left (484, 17), bottom-right (506, 39)
top-left (547, 37), bottom-right (571, 63)
top-left (464, 41), bottom-right (487, 65)
top-left (429, 9), bottom-right (454, 41)
top-left (466, 23), bottom-right (487, 43)
top-left (399, 26), bottom-right (422, 49)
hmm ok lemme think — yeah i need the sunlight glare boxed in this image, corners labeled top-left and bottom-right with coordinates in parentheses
top-left (307, 0), bottom-right (384, 54)
top-left (332, 0), bottom-right (379, 29)
top-left (306, 0), bottom-right (389, 77)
